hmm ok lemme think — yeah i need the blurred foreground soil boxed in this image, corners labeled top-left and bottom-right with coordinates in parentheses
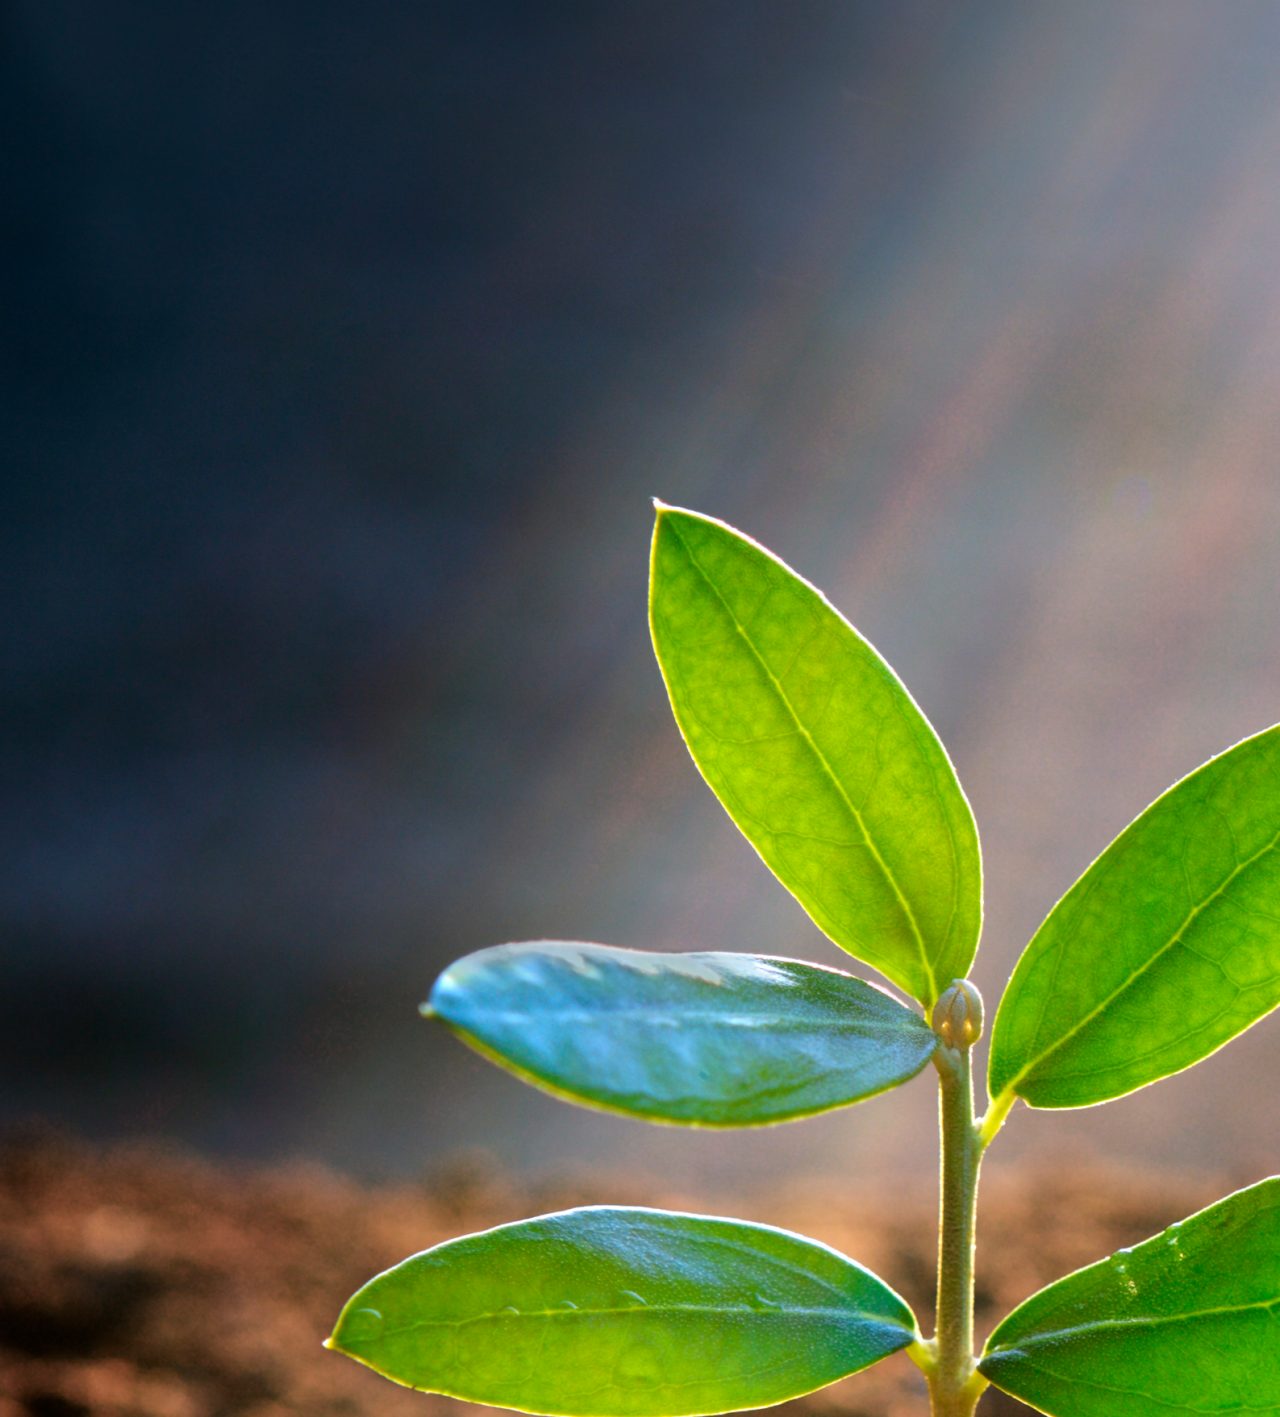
top-left (0, 1130), bottom-right (1234, 1417)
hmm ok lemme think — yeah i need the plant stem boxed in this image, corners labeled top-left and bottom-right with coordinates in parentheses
top-left (927, 1040), bottom-right (989, 1417)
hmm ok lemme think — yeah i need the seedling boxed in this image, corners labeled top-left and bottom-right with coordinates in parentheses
top-left (329, 506), bottom-right (1280, 1416)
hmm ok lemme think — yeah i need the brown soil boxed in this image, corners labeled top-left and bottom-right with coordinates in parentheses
top-left (0, 1129), bottom-right (1228, 1417)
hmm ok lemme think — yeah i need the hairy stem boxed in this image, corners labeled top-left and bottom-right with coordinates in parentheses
top-left (927, 1034), bottom-right (989, 1416)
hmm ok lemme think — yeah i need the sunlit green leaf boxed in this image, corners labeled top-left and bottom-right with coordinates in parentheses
top-left (648, 505), bottom-right (980, 1007)
top-left (980, 1176), bottom-right (1280, 1417)
top-left (328, 1206), bottom-right (918, 1416)
top-left (989, 726), bottom-right (1280, 1108)
top-left (425, 942), bottom-right (936, 1126)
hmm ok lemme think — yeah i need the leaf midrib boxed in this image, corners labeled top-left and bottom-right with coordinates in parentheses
top-left (375, 1300), bottom-right (908, 1341)
top-left (663, 516), bottom-right (936, 1002)
top-left (455, 1005), bottom-right (921, 1033)
top-left (1000, 824), bottom-right (1280, 1097)
top-left (988, 1293), bottom-right (1280, 1355)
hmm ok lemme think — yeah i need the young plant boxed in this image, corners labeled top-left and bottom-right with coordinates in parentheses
top-left (328, 506), bottom-right (1280, 1417)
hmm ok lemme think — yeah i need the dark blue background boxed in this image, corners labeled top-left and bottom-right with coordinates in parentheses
top-left (6, 1), bottom-right (1279, 1183)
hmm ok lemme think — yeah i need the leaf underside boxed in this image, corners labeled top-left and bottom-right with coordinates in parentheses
top-left (989, 724), bottom-right (1280, 1108)
top-left (329, 1206), bottom-right (918, 1416)
top-left (648, 505), bottom-right (981, 1008)
top-left (426, 942), bottom-right (937, 1126)
top-left (981, 1176), bottom-right (1280, 1417)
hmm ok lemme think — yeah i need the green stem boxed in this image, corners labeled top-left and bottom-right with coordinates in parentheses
top-left (927, 1041), bottom-right (989, 1417)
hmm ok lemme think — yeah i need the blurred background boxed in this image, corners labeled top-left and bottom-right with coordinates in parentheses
top-left (6, 0), bottom-right (1280, 1191)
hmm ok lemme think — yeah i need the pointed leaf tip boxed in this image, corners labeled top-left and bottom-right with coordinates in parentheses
top-left (649, 508), bottom-right (981, 1006)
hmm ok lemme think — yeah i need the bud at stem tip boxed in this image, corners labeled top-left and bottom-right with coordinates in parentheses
top-left (932, 979), bottom-right (984, 1050)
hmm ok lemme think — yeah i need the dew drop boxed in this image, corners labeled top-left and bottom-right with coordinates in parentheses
top-left (750, 1293), bottom-right (782, 1310)
top-left (499, 1305), bottom-right (520, 1316)
top-left (341, 1307), bottom-right (385, 1344)
top-left (620, 1290), bottom-right (647, 1306)
top-left (560, 1299), bottom-right (579, 1310)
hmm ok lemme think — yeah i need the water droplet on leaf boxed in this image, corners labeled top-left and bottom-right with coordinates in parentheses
top-left (341, 1307), bottom-right (384, 1343)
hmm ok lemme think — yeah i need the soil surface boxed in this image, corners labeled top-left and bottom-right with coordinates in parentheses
top-left (0, 1129), bottom-right (1232, 1417)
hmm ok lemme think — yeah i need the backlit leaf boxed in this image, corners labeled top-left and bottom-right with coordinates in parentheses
top-left (648, 505), bottom-right (981, 1007)
top-left (425, 942), bottom-right (936, 1126)
top-left (989, 726), bottom-right (1280, 1108)
top-left (328, 1206), bottom-right (918, 1416)
top-left (980, 1177), bottom-right (1280, 1417)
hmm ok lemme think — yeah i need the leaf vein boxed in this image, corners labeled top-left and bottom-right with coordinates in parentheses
top-left (664, 516), bottom-right (936, 1002)
top-left (1006, 825), bottom-right (1280, 1093)
top-left (992, 1293), bottom-right (1280, 1351)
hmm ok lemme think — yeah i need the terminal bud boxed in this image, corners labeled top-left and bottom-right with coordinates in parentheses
top-left (932, 979), bottom-right (984, 1050)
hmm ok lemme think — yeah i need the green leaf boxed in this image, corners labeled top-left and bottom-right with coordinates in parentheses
top-left (648, 505), bottom-right (981, 1007)
top-left (980, 1176), bottom-right (1280, 1417)
top-left (989, 726), bottom-right (1280, 1109)
top-left (425, 942), bottom-right (936, 1126)
top-left (328, 1206), bottom-right (918, 1416)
